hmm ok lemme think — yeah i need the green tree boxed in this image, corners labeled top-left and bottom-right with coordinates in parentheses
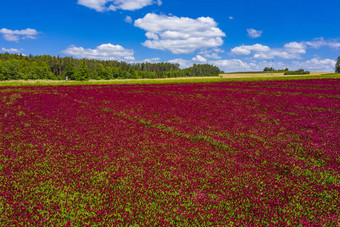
top-left (129, 68), bottom-right (137, 79)
top-left (264, 67), bottom-right (274, 72)
top-left (336, 56), bottom-right (340, 73)
top-left (74, 61), bottom-right (89, 81)
top-left (63, 65), bottom-right (76, 80)
top-left (96, 64), bottom-right (108, 79)
top-left (6, 59), bottom-right (22, 80)
top-left (0, 61), bottom-right (9, 80)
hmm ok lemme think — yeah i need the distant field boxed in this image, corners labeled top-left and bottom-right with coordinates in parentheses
top-left (0, 73), bottom-right (339, 87)
top-left (220, 72), bottom-right (332, 78)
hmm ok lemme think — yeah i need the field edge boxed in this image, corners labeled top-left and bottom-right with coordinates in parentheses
top-left (0, 73), bottom-right (339, 87)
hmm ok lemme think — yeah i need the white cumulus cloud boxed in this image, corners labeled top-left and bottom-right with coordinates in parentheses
top-left (168, 58), bottom-right (192, 69)
top-left (231, 42), bottom-right (307, 60)
top-left (210, 59), bottom-right (259, 72)
top-left (77, 0), bottom-right (161, 12)
top-left (134, 13), bottom-right (226, 54)
top-left (230, 37), bottom-right (340, 61)
top-left (192, 55), bottom-right (207, 63)
top-left (292, 58), bottom-right (336, 72)
top-left (283, 42), bottom-right (307, 54)
top-left (247, 28), bottom-right (263, 38)
top-left (62, 43), bottom-right (135, 61)
top-left (0, 28), bottom-right (39, 42)
top-left (231, 44), bottom-right (270, 55)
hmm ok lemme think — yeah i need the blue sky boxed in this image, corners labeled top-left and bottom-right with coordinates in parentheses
top-left (1, 0), bottom-right (339, 72)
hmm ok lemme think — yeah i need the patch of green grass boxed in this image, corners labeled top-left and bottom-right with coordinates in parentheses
top-left (0, 74), bottom-right (339, 87)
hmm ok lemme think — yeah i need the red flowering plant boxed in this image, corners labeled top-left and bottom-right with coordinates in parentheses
top-left (0, 79), bottom-right (339, 225)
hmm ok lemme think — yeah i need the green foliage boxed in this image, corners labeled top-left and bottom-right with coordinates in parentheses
top-left (264, 67), bottom-right (274, 72)
top-left (263, 67), bottom-right (289, 72)
top-left (336, 56), bottom-right (340, 73)
top-left (74, 61), bottom-right (90, 81)
top-left (0, 53), bottom-right (223, 81)
top-left (284, 69), bottom-right (310, 75)
top-left (96, 64), bottom-right (109, 80)
top-left (185, 64), bottom-right (222, 76)
top-left (0, 61), bottom-right (9, 80)
top-left (63, 65), bottom-right (76, 80)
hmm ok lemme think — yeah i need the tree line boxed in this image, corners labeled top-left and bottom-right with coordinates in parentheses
top-left (336, 56), bottom-right (340, 73)
top-left (0, 53), bottom-right (223, 81)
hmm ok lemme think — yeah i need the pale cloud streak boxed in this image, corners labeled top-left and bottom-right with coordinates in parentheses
top-left (304, 37), bottom-right (340, 49)
top-left (124, 16), bottom-right (133, 23)
top-left (62, 43), bottom-right (135, 61)
top-left (247, 28), bottom-right (263, 38)
top-left (77, 0), bottom-right (161, 12)
top-left (143, 57), bottom-right (160, 63)
top-left (0, 28), bottom-right (39, 42)
top-left (230, 42), bottom-right (307, 60)
top-left (1, 48), bottom-right (23, 53)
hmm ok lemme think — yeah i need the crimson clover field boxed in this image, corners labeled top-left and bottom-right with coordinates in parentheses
top-left (1, 79), bottom-right (340, 226)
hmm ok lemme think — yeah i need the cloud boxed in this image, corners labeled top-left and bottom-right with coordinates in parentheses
top-left (0, 28), bottom-right (39, 42)
top-left (199, 49), bottom-right (223, 59)
top-left (252, 51), bottom-right (297, 60)
top-left (125, 16), bottom-right (133, 23)
top-left (167, 56), bottom-right (336, 73)
top-left (62, 43), bottom-right (135, 61)
top-left (247, 28), bottom-right (263, 38)
top-left (304, 37), bottom-right (340, 49)
top-left (168, 57), bottom-right (258, 72)
top-left (1, 48), bottom-right (23, 53)
top-left (292, 58), bottom-right (336, 72)
top-left (210, 59), bottom-right (259, 72)
top-left (134, 13), bottom-right (226, 54)
top-left (203, 53), bottom-right (221, 59)
top-left (168, 58), bottom-right (191, 69)
top-left (231, 42), bottom-right (307, 60)
top-left (77, 0), bottom-right (161, 12)
top-left (143, 57), bottom-right (160, 63)
top-left (230, 37), bottom-right (340, 61)
top-left (212, 57), bottom-right (335, 73)
top-left (231, 44), bottom-right (270, 55)
top-left (283, 42), bottom-right (306, 54)
top-left (192, 55), bottom-right (207, 63)
top-left (210, 57), bottom-right (336, 73)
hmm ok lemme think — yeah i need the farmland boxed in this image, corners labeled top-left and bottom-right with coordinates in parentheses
top-left (220, 72), bottom-right (332, 79)
top-left (1, 79), bottom-right (340, 225)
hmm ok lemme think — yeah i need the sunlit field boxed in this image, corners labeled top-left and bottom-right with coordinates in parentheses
top-left (1, 79), bottom-right (339, 225)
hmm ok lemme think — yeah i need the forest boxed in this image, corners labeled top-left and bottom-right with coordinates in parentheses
top-left (0, 53), bottom-right (223, 81)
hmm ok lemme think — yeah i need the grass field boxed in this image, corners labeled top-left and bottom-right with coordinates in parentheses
top-left (0, 73), bottom-right (339, 87)
top-left (1, 78), bottom-right (339, 225)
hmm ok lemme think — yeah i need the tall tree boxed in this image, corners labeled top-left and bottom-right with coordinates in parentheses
top-left (336, 56), bottom-right (340, 73)
top-left (75, 61), bottom-right (89, 81)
